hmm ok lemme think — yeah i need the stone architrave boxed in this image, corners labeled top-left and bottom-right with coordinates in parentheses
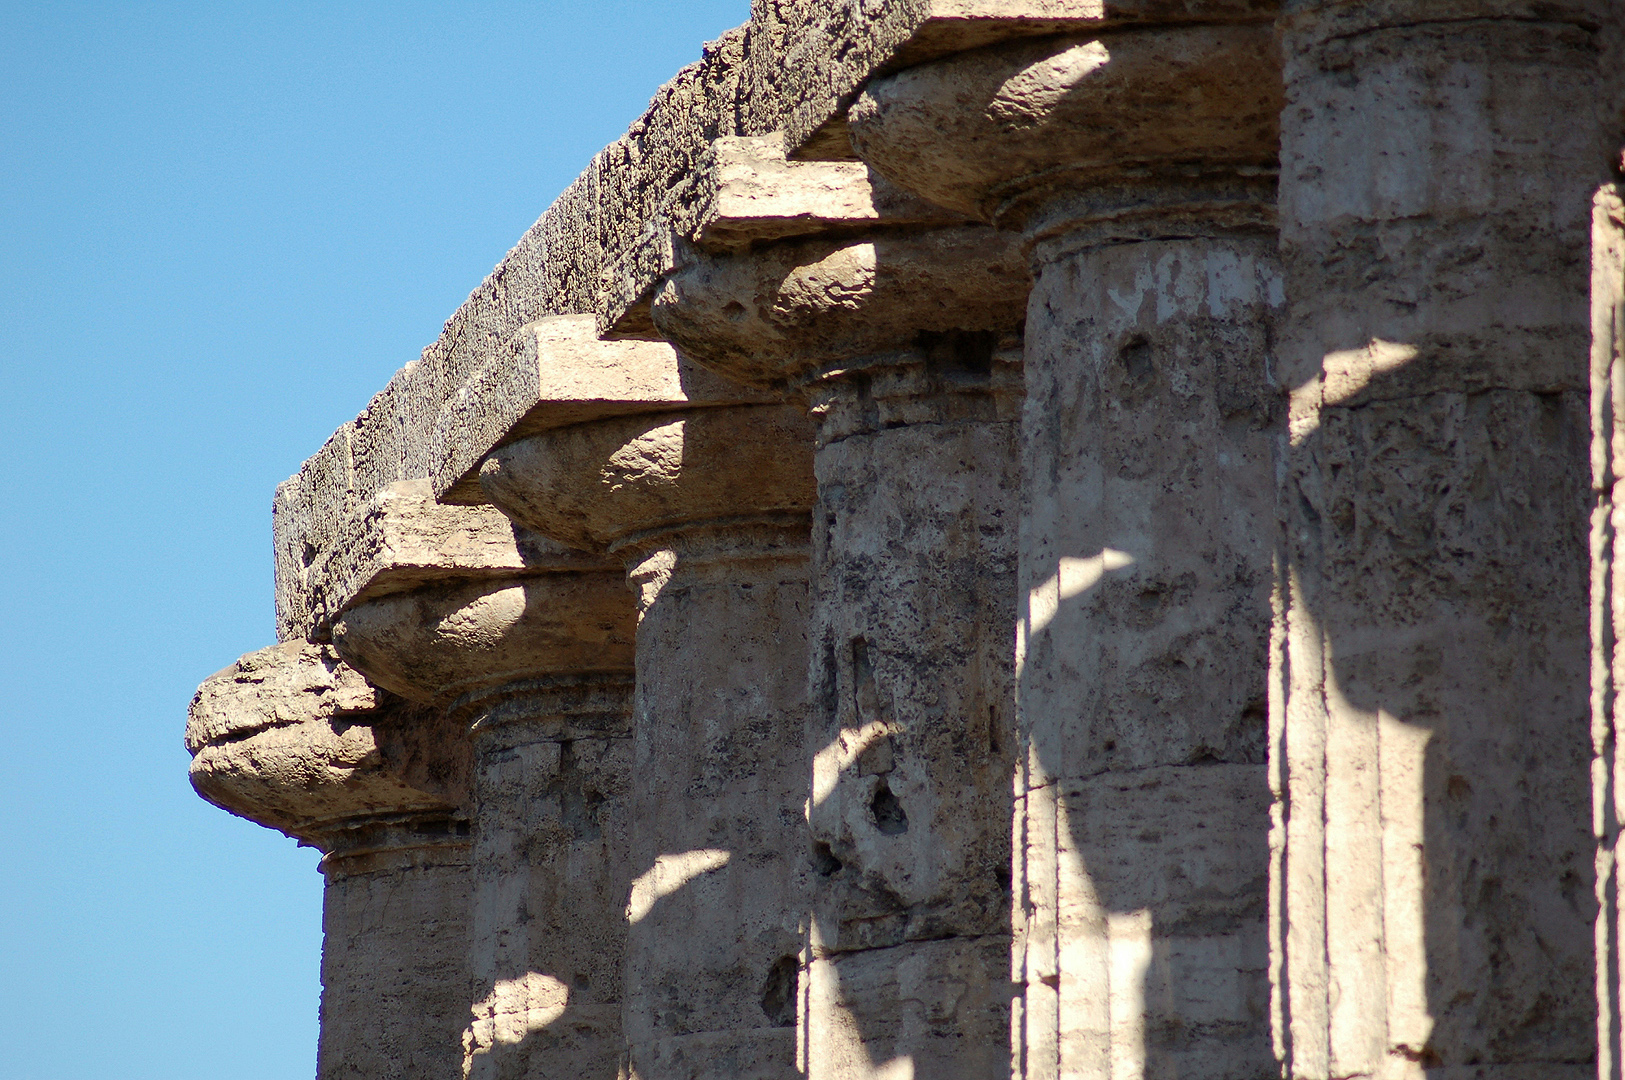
top-left (187, 642), bottom-right (473, 1080)
top-left (479, 400), bottom-right (818, 1080)
top-left (312, 482), bottom-right (638, 1080)
top-left (648, 213), bottom-right (1029, 1078)
top-left (849, 15), bottom-right (1286, 1079)
top-left (1270, 2), bottom-right (1608, 1075)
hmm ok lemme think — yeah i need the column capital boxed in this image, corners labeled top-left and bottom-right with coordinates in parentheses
top-left (283, 472), bottom-right (636, 715)
top-left (186, 642), bottom-right (469, 851)
top-left (479, 404), bottom-right (816, 609)
top-left (847, 23), bottom-right (1280, 244)
top-left (649, 227), bottom-right (1028, 394)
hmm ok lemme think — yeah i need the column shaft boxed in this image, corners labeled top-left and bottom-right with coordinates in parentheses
top-left (623, 526), bottom-right (811, 1080)
top-left (1018, 224), bottom-right (1281, 1080)
top-left (803, 352), bottom-right (1020, 1080)
top-left (1277, 3), bottom-right (1604, 1074)
top-left (318, 820), bottom-right (473, 1080)
top-left (459, 677), bottom-right (634, 1080)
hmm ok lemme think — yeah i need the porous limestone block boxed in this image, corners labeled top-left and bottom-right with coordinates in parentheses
top-left (804, 935), bottom-right (1012, 1080)
top-left (623, 565), bottom-right (812, 1080)
top-left (479, 402), bottom-right (815, 1080)
top-left (186, 641), bottom-right (468, 838)
top-left (1034, 765), bottom-right (1272, 1080)
top-left (305, 478), bottom-right (601, 637)
top-left (1276, 7), bottom-right (1602, 398)
top-left (430, 315), bottom-right (775, 503)
top-left (319, 835), bottom-right (472, 1080)
top-left (187, 642), bottom-right (474, 1080)
top-left (785, 0), bottom-right (1280, 160)
top-left (1285, 391), bottom-right (1595, 1071)
top-left (1276, 4), bottom-right (1604, 1073)
top-left (464, 716), bottom-right (634, 1080)
top-left (684, 135), bottom-right (964, 253)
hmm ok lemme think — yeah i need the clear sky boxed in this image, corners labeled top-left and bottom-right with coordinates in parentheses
top-left (0, 3), bottom-right (750, 1076)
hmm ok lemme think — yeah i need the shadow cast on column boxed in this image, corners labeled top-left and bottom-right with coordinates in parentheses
top-left (1278, 347), bottom-right (1596, 1074)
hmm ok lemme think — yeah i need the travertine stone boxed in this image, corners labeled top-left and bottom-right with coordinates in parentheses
top-left (317, 820), bottom-right (474, 1080)
top-left (482, 404), bottom-right (816, 1080)
top-left (652, 231), bottom-right (1026, 1080)
top-left (687, 135), bottom-right (966, 252)
top-left (847, 23), bottom-right (1280, 229)
top-left (781, 0), bottom-right (1277, 161)
top-left (331, 569), bottom-right (639, 1080)
top-left (429, 315), bottom-right (775, 505)
top-left (1276, 2), bottom-right (1604, 1075)
top-left (651, 227), bottom-right (1028, 393)
top-left (852, 24), bottom-right (1283, 1078)
top-left (1018, 234), bottom-right (1281, 1080)
top-left (187, 642), bottom-right (472, 1080)
top-left (303, 479), bottom-right (604, 640)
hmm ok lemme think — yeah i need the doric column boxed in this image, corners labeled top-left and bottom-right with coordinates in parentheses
top-left (1271, 2), bottom-right (1607, 1076)
top-left (849, 19), bottom-right (1284, 1079)
top-left (479, 401), bottom-right (818, 1080)
top-left (319, 492), bottom-right (636, 1080)
top-left (647, 219), bottom-right (1029, 1079)
top-left (188, 641), bottom-right (473, 1080)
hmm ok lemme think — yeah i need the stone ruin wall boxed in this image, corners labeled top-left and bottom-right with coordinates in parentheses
top-left (185, 1), bottom-right (1625, 1078)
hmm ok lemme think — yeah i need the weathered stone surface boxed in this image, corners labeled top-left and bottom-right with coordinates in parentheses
top-left (199, 3), bottom-right (1625, 1076)
top-left (186, 641), bottom-right (468, 841)
top-left (1014, 234), bottom-right (1280, 1079)
top-left (430, 315), bottom-right (775, 504)
top-left (782, 0), bottom-right (1279, 161)
top-left (318, 823), bottom-right (473, 1080)
top-left (687, 135), bottom-right (965, 252)
top-left (1276, 4), bottom-right (1603, 1075)
top-left (460, 680), bottom-right (635, 1080)
top-left (186, 642), bottom-right (473, 1080)
top-left (480, 405), bottom-right (815, 563)
top-left (651, 209), bottom-right (1026, 1080)
top-left (651, 227), bottom-right (1028, 394)
top-left (848, 23), bottom-right (1280, 229)
top-left (481, 403), bottom-right (816, 1080)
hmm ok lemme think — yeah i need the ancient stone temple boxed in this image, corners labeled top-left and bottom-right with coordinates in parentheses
top-left (186, 1), bottom-right (1625, 1077)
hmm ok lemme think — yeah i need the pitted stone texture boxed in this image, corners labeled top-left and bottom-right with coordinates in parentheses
top-left (651, 228), bottom-right (1028, 393)
top-left (687, 135), bottom-right (967, 253)
top-left (430, 315), bottom-right (776, 503)
top-left (1282, 392), bottom-right (1595, 1073)
top-left (623, 562), bottom-right (811, 1080)
top-left (463, 697), bottom-right (634, 1080)
top-left (1276, 5), bottom-right (1601, 1074)
top-left (479, 404), bottom-right (816, 559)
top-left (300, 479), bottom-right (603, 641)
top-left (1018, 237), bottom-right (1280, 775)
top-left (331, 572), bottom-right (636, 707)
top-left (847, 23), bottom-right (1280, 229)
top-left (318, 828), bottom-right (472, 1080)
top-left (803, 935), bottom-right (1011, 1079)
top-left (805, 409), bottom-right (1018, 1080)
top-left (1276, 12), bottom-right (1603, 400)
top-left (781, 0), bottom-right (1279, 160)
top-left (186, 642), bottom-right (468, 843)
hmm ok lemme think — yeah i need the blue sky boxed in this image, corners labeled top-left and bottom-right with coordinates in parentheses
top-left (0, 3), bottom-right (749, 1076)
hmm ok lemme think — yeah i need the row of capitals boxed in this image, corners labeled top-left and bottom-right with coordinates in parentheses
top-left (205, 0), bottom-right (1614, 848)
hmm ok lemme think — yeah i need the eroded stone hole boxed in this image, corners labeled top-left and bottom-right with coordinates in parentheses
top-left (918, 328), bottom-right (996, 376)
top-left (760, 955), bottom-right (799, 1028)
top-left (871, 777), bottom-right (909, 835)
top-left (1118, 335), bottom-right (1154, 389)
top-left (813, 841), bottom-right (843, 877)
